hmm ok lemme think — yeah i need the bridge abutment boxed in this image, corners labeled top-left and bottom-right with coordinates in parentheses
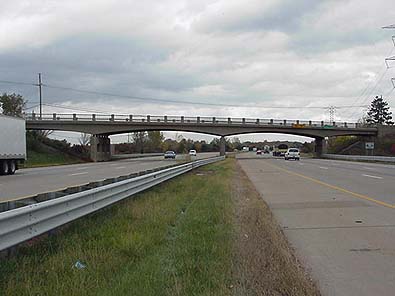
top-left (90, 135), bottom-right (111, 162)
top-left (220, 136), bottom-right (226, 156)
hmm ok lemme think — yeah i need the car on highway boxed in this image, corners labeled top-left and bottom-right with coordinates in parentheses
top-left (284, 148), bottom-right (300, 160)
top-left (256, 150), bottom-right (262, 155)
top-left (164, 151), bottom-right (176, 159)
top-left (189, 149), bottom-right (197, 156)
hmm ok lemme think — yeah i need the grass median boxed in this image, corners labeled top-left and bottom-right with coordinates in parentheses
top-left (24, 150), bottom-right (85, 168)
top-left (0, 160), bottom-right (234, 296)
top-left (0, 158), bottom-right (319, 296)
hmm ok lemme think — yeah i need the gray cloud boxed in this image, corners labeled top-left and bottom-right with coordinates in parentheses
top-left (0, 0), bottom-right (394, 135)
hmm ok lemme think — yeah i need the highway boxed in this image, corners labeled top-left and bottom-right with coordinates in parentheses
top-left (0, 152), bottom-right (218, 203)
top-left (237, 153), bottom-right (395, 296)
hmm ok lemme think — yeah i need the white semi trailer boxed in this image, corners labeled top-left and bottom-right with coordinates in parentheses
top-left (0, 114), bottom-right (26, 175)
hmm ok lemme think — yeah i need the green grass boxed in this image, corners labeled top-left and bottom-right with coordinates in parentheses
top-left (23, 150), bottom-right (85, 168)
top-left (0, 160), bottom-right (234, 296)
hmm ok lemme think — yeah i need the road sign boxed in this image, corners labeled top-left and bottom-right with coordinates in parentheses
top-left (365, 142), bottom-right (375, 150)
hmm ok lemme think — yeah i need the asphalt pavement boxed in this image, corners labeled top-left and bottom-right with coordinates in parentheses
top-left (237, 153), bottom-right (395, 296)
top-left (0, 152), bottom-right (218, 202)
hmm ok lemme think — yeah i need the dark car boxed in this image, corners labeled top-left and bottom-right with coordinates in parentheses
top-left (164, 151), bottom-right (176, 159)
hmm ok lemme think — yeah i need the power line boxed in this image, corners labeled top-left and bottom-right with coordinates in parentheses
top-left (0, 78), bottom-right (368, 110)
top-left (0, 80), bottom-right (36, 87)
top-left (23, 104), bottom-right (40, 111)
top-left (42, 83), bottom-right (331, 109)
top-left (42, 103), bottom-right (109, 114)
top-left (40, 84), bottom-right (371, 110)
top-left (344, 41), bottom-right (395, 119)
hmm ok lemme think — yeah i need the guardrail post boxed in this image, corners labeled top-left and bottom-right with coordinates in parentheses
top-left (321, 121), bottom-right (324, 127)
top-left (92, 114), bottom-right (96, 121)
top-left (110, 114), bottom-right (115, 121)
top-left (228, 117), bottom-right (231, 124)
top-left (344, 122), bottom-right (348, 128)
top-left (242, 118), bottom-right (245, 124)
top-left (32, 112), bottom-right (36, 120)
top-left (212, 117), bottom-right (216, 123)
top-left (256, 119), bottom-right (260, 124)
top-left (53, 113), bottom-right (57, 120)
top-left (270, 119), bottom-right (273, 124)
top-left (129, 115), bottom-right (133, 122)
top-left (147, 115), bottom-right (150, 122)
top-left (181, 116), bottom-right (184, 123)
top-left (73, 114), bottom-right (77, 121)
top-left (164, 116), bottom-right (167, 123)
top-left (197, 116), bottom-right (200, 123)
top-left (309, 120), bottom-right (312, 126)
top-left (283, 119), bottom-right (287, 125)
top-left (296, 120), bottom-right (299, 125)
top-left (333, 121), bottom-right (336, 127)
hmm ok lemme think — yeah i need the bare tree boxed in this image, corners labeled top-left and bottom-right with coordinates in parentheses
top-left (79, 133), bottom-right (91, 146)
top-left (37, 130), bottom-right (54, 138)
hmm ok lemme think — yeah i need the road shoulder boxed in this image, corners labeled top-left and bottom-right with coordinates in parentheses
top-left (231, 161), bottom-right (320, 295)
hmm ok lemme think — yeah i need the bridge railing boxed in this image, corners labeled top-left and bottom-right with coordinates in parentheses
top-left (26, 113), bottom-right (365, 129)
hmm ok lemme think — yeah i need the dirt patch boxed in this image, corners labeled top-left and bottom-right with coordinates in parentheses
top-left (231, 162), bottom-right (320, 296)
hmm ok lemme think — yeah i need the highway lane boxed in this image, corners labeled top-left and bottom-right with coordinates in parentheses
top-left (0, 152), bottom-right (219, 202)
top-left (237, 153), bottom-right (395, 296)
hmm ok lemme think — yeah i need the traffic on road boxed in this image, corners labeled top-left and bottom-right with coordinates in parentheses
top-left (0, 152), bottom-right (218, 203)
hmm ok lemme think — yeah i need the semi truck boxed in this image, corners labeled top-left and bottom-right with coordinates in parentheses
top-left (0, 114), bottom-right (26, 175)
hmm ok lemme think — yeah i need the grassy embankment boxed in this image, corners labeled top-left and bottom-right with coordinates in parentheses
top-left (23, 149), bottom-right (85, 168)
top-left (0, 159), bottom-right (319, 296)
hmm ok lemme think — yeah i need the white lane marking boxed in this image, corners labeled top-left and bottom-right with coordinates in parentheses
top-left (115, 166), bottom-right (126, 169)
top-left (68, 172), bottom-right (88, 176)
top-left (362, 174), bottom-right (383, 179)
top-left (319, 166), bottom-right (329, 170)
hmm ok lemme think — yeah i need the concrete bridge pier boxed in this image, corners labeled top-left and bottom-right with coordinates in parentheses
top-left (90, 135), bottom-right (111, 162)
top-left (314, 137), bottom-right (326, 158)
top-left (219, 136), bottom-right (226, 156)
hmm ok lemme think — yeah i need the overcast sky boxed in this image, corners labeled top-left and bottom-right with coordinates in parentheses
top-left (1, 0), bottom-right (394, 143)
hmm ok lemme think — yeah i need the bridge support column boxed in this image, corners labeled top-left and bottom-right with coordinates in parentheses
top-left (219, 136), bottom-right (226, 156)
top-left (90, 135), bottom-right (111, 162)
top-left (314, 137), bottom-right (325, 158)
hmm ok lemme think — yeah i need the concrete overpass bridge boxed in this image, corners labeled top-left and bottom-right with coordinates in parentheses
top-left (26, 113), bottom-right (382, 161)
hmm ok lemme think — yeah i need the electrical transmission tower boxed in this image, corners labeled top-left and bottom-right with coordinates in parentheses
top-left (327, 106), bottom-right (336, 122)
top-left (382, 24), bottom-right (395, 68)
top-left (383, 24), bottom-right (395, 86)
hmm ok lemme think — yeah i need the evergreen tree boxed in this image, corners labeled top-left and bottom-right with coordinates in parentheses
top-left (366, 96), bottom-right (393, 125)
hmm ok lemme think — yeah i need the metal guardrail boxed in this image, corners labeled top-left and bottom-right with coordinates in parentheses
top-left (26, 113), bottom-right (370, 129)
top-left (0, 156), bottom-right (225, 252)
top-left (323, 154), bottom-right (395, 163)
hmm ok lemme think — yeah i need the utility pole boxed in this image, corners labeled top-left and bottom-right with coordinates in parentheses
top-left (38, 73), bottom-right (43, 119)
